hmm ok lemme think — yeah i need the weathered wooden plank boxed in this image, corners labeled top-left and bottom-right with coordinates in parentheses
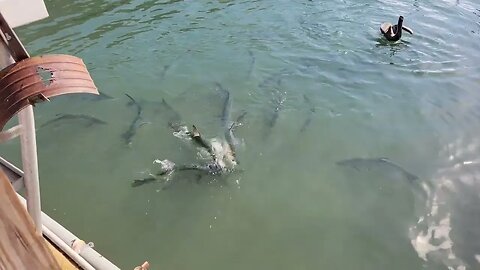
top-left (46, 239), bottom-right (80, 270)
top-left (0, 168), bottom-right (60, 270)
top-left (0, 157), bottom-right (24, 191)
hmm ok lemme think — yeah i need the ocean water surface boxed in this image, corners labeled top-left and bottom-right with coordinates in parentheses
top-left (2, 0), bottom-right (480, 269)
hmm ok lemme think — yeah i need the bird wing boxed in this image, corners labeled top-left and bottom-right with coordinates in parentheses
top-left (380, 23), bottom-right (392, 34)
top-left (402, 25), bottom-right (413, 34)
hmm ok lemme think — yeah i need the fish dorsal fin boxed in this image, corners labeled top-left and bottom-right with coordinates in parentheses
top-left (125, 93), bottom-right (136, 106)
top-left (192, 125), bottom-right (198, 134)
top-left (191, 125), bottom-right (200, 137)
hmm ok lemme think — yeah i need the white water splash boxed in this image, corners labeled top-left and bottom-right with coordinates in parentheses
top-left (409, 134), bottom-right (480, 270)
top-left (210, 138), bottom-right (237, 169)
top-left (159, 159), bottom-right (176, 170)
top-left (172, 125), bottom-right (191, 140)
top-left (153, 159), bottom-right (176, 179)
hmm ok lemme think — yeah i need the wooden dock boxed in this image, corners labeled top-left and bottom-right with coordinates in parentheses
top-left (0, 4), bottom-right (148, 268)
top-left (0, 168), bottom-right (85, 269)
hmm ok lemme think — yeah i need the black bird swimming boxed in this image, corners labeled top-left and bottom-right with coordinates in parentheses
top-left (380, 16), bottom-right (413, 41)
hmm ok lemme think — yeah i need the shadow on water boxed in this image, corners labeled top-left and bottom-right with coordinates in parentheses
top-left (375, 37), bottom-right (411, 58)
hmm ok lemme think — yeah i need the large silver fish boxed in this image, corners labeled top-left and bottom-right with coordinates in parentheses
top-left (336, 157), bottom-right (419, 182)
top-left (122, 93), bottom-right (145, 145)
top-left (300, 94), bottom-right (315, 133)
top-left (40, 113), bottom-right (107, 128)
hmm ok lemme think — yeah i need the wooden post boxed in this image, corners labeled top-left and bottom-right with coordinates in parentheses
top-left (18, 106), bottom-right (42, 233)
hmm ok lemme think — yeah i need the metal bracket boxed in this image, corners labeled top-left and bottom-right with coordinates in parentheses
top-left (0, 12), bottom-right (29, 61)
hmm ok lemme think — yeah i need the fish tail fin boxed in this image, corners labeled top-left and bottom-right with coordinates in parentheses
top-left (125, 93), bottom-right (135, 105)
top-left (405, 172), bottom-right (419, 182)
top-left (299, 124), bottom-right (307, 133)
top-left (215, 82), bottom-right (227, 92)
top-left (131, 180), bottom-right (145, 187)
top-left (138, 121), bottom-right (150, 128)
top-left (229, 121), bottom-right (243, 132)
top-left (131, 177), bottom-right (156, 187)
top-left (191, 125), bottom-right (200, 137)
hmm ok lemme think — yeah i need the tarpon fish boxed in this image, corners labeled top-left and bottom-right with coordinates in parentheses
top-left (231, 111), bottom-right (247, 130)
top-left (216, 82), bottom-right (242, 165)
top-left (190, 125), bottom-right (211, 151)
top-left (155, 98), bottom-right (216, 159)
top-left (263, 90), bottom-right (286, 138)
top-left (269, 90), bottom-right (286, 128)
top-left (258, 68), bottom-right (290, 90)
top-left (131, 176), bottom-right (156, 187)
top-left (158, 98), bottom-right (184, 132)
top-left (336, 157), bottom-right (419, 182)
top-left (158, 55), bottom-right (183, 82)
top-left (94, 92), bottom-right (114, 100)
top-left (122, 93), bottom-right (144, 145)
top-left (247, 50), bottom-right (255, 78)
top-left (190, 125), bottom-right (217, 161)
top-left (132, 85), bottom-right (245, 188)
top-left (40, 113), bottom-right (107, 128)
top-left (159, 64), bottom-right (171, 81)
top-left (75, 92), bottom-right (114, 102)
top-left (131, 159), bottom-right (223, 187)
top-left (300, 94), bottom-right (315, 133)
top-left (258, 69), bottom-right (290, 135)
top-left (186, 84), bottom-right (245, 171)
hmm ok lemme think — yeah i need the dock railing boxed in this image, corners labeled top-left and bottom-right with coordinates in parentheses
top-left (0, 2), bottom-right (149, 269)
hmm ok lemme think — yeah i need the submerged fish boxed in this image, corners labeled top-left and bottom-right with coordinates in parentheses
top-left (336, 157), bottom-right (419, 182)
top-left (300, 94), bottom-right (315, 133)
top-left (258, 69), bottom-right (290, 136)
top-left (231, 111), bottom-right (247, 130)
top-left (159, 64), bottom-right (171, 81)
top-left (131, 176), bottom-right (156, 187)
top-left (122, 93), bottom-right (144, 145)
top-left (265, 89), bottom-right (286, 136)
top-left (190, 125), bottom-right (216, 161)
top-left (159, 98), bottom-right (184, 132)
top-left (247, 50), bottom-right (255, 78)
top-left (258, 68), bottom-right (290, 90)
top-left (216, 83), bottom-right (242, 165)
top-left (187, 84), bottom-right (244, 170)
top-left (75, 92), bottom-right (114, 102)
top-left (133, 85), bottom-right (245, 189)
top-left (131, 159), bottom-right (223, 188)
top-left (96, 92), bottom-right (115, 100)
top-left (40, 114), bottom-right (107, 128)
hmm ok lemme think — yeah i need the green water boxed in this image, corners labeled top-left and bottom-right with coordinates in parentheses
top-left (2, 0), bottom-right (480, 269)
